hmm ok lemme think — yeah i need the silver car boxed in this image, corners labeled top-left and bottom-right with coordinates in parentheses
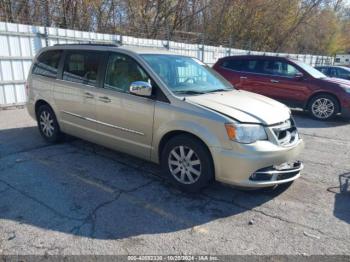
top-left (26, 44), bottom-right (304, 191)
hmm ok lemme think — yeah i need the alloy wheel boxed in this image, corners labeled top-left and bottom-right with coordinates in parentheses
top-left (168, 145), bottom-right (201, 185)
top-left (39, 110), bottom-right (55, 137)
top-left (311, 98), bottom-right (335, 119)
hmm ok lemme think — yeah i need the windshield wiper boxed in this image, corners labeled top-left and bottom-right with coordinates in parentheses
top-left (205, 89), bottom-right (231, 93)
top-left (174, 90), bottom-right (205, 95)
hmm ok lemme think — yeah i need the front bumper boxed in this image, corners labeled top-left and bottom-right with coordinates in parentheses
top-left (26, 99), bottom-right (36, 121)
top-left (211, 138), bottom-right (304, 188)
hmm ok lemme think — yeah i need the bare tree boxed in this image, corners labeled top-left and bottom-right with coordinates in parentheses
top-left (0, 0), bottom-right (349, 54)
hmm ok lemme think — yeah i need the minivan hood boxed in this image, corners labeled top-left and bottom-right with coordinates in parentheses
top-left (186, 90), bottom-right (290, 125)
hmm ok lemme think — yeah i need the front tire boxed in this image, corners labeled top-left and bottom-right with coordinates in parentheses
top-left (37, 105), bottom-right (62, 143)
top-left (308, 94), bottom-right (339, 120)
top-left (161, 135), bottom-right (214, 192)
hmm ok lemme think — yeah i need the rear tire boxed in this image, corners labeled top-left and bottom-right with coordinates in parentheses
top-left (308, 94), bottom-right (339, 120)
top-left (37, 105), bottom-right (62, 143)
top-left (161, 135), bottom-right (214, 192)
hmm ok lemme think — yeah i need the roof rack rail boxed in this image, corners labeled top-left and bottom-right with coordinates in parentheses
top-left (54, 42), bottom-right (121, 47)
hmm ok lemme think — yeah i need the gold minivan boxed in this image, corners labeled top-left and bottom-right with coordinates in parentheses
top-left (27, 44), bottom-right (304, 191)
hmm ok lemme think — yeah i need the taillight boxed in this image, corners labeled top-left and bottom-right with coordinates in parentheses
top-left (25, 82), bottom-right (29, 97)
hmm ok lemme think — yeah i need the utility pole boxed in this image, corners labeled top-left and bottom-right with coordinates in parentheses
top-left (165, 21), bottom-right (170, 50)
top-left (228, 34), bottom-right (234, 56)
top-left (247, 39), bottom-right (252, 55)
top-left (41, 0), bottom-right (49, 46)
top-left (201, 30), bottom-right (205, 62)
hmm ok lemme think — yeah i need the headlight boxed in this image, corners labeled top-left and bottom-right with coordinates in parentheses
top-left (225, 123), bottom-right (267, 144)
top-left (340, 84), bottom-right (350, 94)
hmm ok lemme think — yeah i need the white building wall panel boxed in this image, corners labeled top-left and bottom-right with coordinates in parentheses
top-left (3, 84), bottom-right (16, 104)
top-left (20, 37), bottom-right (32, 56)
top-left (1, 61), bottom-right (12, 81)
top-left (15, 84), bottom-right (26, 103)
top-left (9, 36), bottom-right (21, 56)
top-left (0, 35), bottom-right (10, 56)
top-left (0, 86), bottom-right (5, 104)
top-left (12, 61), bottom-right (24, 80)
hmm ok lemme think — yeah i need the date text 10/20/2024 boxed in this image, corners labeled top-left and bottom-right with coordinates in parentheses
top-left (127, 255), bottom-right (219, 261)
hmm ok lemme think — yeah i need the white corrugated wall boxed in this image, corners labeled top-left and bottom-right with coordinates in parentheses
top-left (0, 21), bottom-right (334, 107)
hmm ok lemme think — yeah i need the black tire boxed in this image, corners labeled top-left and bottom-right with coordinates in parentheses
top-left (307, 94), bottom-right (339, 120)
top-left (161, 134), bottom-right (214, 192)
top-left (37, 104), bottom-right (62, 143)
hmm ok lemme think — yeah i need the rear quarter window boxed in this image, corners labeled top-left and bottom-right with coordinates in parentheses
top-left (32, 50), bottom-right (62, 78)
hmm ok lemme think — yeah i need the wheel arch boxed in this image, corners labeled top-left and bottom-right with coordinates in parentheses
top-left (35, 99), bottom-right (53, 117)
top-left (157, 130), bottom-right (214, 170)
top-left (34, 100), bottom-right (61, 130)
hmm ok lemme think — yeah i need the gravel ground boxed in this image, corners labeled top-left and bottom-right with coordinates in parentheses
top-left (0, 108), bottom-right (349, 256)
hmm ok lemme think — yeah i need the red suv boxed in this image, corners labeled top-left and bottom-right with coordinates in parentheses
top-left (213, 55), bottom-right (350, 120)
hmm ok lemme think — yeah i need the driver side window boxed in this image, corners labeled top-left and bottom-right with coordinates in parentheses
top-left (104, 53), bottom-right (150, 93)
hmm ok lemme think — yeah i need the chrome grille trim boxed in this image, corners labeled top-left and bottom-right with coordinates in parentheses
top-left (269, 118), bottom-right (299, 146)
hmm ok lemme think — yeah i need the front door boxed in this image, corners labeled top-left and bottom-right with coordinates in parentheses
top-left (247, 59), bottom-right (309, 107)
top-left (94, 52), bottom-right (155, 160)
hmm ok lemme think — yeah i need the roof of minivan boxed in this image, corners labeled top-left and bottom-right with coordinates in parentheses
top-left (46, 44), bottom-right (178, 55)
top-left (119, 45), bottom-right (176, 55)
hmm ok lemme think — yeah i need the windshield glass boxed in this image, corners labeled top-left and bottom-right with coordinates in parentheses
top-left (141, 54), bottom-right (233, 95)
top-left (293, 60), bottom-right (327, 79)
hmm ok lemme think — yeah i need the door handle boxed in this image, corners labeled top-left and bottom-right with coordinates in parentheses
top-left (240, 76), bottom-right (247, 79)
top-left (84, 92), bottom-right (94, 99)
top-left (270, 79), bottom-right (279, 83)
top-left (99, 96), bottom-right (111, 103)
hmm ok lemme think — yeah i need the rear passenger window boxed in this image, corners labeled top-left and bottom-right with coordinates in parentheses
top-left (63, 51), bottom-right (100, 86)
top-left (221, 59), bottom-right (246, 71)
top-left (33, 50), bottom-right (62, 78)
top-left (245, 60), bottom-right (259, 73)
top-left (221, 59), bottom-right (259, 73)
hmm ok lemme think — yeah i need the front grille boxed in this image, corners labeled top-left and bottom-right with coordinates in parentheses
top-left (271, 118), bottom-right (298, 146)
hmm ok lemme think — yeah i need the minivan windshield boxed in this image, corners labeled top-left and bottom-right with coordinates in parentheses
top-left (293, 60), bottom-right (327, 79)
top-left (141, 54), bottom-right (233, 95)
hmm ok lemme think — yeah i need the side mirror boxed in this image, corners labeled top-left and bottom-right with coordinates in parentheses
top-left (294, 72), bottom-right (304, 80)
top-left (129, 81), bottom-right (152, 97)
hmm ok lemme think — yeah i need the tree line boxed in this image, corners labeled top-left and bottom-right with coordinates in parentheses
top-left (0, 0), bottom-right (349, 55)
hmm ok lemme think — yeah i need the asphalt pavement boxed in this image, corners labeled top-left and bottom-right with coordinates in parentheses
top-left (0, 108), bottom-right (349, 255)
